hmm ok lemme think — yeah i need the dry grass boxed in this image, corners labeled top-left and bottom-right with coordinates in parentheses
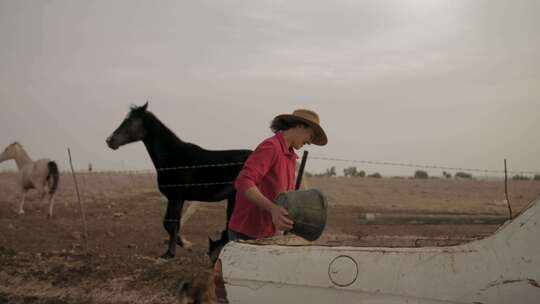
top-left (1, 172), bottom-right (539, 303)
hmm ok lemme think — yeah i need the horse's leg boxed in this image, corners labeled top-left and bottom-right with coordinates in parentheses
top-left (226, 195), bottom-right (235, 223)
top-left (18, 190), bottom-right (27, 215)
top-left (220, 195), bottom-right (236, 244)
top-left (47, 191), bottom-right (56, 218)
top-left (35, 184), bottom-right (47, 215)
top-left (207, 195), bottom-right (235, 260)
top-left (177, 202), bottom-right (197, 250)
top-left (46, 177), bottom-right (56, 218)
top-left (162, 199), bottom-right (184, 259)
top-left (38, 186), bottom-right (46, 200)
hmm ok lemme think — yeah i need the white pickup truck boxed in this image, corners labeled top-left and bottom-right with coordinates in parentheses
top-left (216, 196), bottom-right (540, 303)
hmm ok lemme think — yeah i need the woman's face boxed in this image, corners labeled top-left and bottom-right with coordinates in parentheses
top-left (291, 125), bottom-right (314, 150)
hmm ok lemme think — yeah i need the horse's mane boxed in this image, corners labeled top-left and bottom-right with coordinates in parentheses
top-left (129, 104), bottom-right (198, 149)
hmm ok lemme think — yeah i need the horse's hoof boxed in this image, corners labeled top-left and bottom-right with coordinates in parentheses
top-left (17, 209), bottom-right (25, 215)
top-left (182, 239), bottom-right (193, 250)
top-left (176, 237), bottom-right (193, 250)
top-left (46, 214), bottom-right (53, 219)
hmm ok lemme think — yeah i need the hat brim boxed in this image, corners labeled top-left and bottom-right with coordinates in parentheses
top-left (274, 114), bottom-right (328, 146)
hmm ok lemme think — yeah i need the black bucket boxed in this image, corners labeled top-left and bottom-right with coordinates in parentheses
top-left (275, 189), bottom-right (328, 241)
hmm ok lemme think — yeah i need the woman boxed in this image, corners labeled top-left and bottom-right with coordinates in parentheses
top-left (228, 109), bottom-right (328, 240)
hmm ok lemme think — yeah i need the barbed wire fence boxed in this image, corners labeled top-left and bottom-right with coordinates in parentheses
top-left (3, 154), bottom-right (534, 197)
top-left (42, 155), bottom-right (539, 193)
top-left (308, 156), bottom-right (540, 178)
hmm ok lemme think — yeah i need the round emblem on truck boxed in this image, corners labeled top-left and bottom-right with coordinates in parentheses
top-left (328, 255), bottom-right (358, 287)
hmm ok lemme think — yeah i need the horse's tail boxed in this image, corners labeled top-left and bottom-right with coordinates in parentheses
top-left (47, 161), bottom-right (60, 194)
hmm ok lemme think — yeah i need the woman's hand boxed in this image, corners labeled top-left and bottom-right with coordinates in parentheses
top-left (271, 205), bottom-right (294, 231)
top-left (242, 186), bottom-right (294, 231)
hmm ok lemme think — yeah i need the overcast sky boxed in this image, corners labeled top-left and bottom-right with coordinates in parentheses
top-left (1, 0), bottom-right (539, 177)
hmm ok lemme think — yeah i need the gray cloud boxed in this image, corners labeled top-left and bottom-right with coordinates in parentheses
top-left (0, 0), bottom-right (538, 176)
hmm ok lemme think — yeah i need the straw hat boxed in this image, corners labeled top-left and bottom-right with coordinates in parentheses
top-left (274, 109), bottom-right (328, 146)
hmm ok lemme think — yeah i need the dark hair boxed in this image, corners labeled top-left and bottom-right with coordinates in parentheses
top-left (270, 117), bottom-right (309, 133)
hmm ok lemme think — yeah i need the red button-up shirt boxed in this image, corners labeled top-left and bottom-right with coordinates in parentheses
top-left (229, 132), bottom-right (298, 239)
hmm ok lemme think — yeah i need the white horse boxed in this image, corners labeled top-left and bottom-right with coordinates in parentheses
top-left (0, 142), bottom-right (60, 216)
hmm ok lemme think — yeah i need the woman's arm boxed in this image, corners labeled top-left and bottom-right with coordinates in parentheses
top-left (243, 186), bottom-right (293, 231)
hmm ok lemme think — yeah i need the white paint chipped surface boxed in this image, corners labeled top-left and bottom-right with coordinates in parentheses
top-left (220, 196), bottom-right (540, 303)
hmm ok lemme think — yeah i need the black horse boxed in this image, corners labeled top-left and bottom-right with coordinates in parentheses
top-left (106, 102), bottom-right (251, 258)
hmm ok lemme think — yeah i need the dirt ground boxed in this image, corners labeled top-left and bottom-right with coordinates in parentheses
top-left (1, 172), bottom-right (539, 303)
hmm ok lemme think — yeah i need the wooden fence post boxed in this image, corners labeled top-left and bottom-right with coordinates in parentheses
top-left (68, 148), bottom-right (89, 252)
